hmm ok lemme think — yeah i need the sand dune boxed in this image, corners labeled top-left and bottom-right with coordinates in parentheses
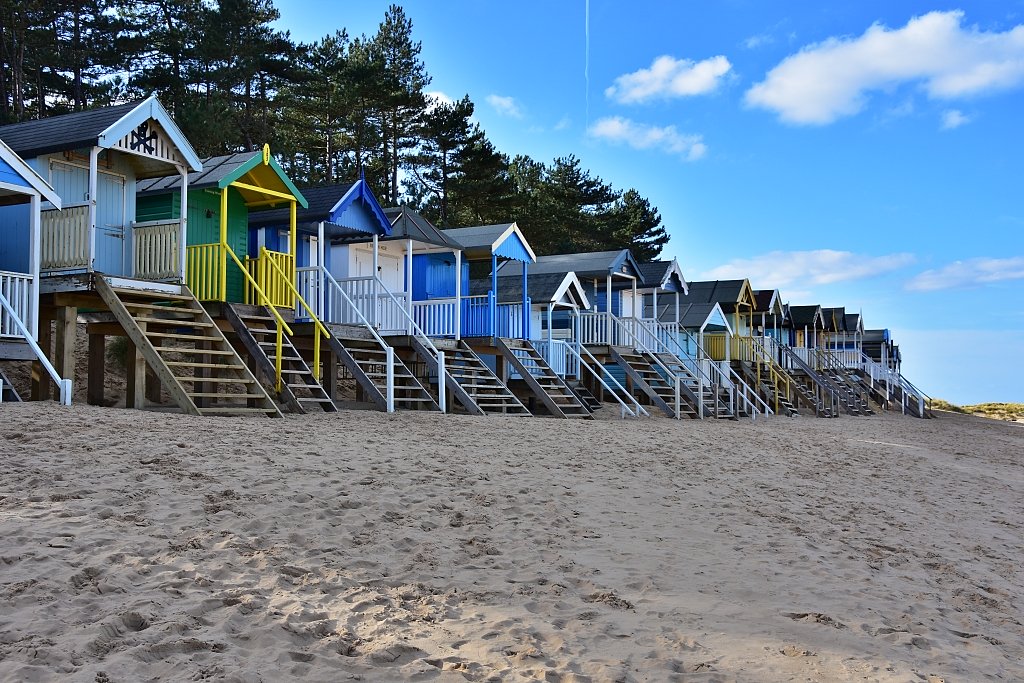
top-left (0, 405), bottom-right (1021, 682)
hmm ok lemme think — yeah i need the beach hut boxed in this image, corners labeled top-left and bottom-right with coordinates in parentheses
top-left (0, 139), bottom-right (69, 403)
top-left (134, 148), bottom-right (337, 414)
top-left (0, 98), bottom-right (279, 416)
top-left (673, 279), bottom-right (758, 361)
top-left (246, 181), bottom-right (441, 413)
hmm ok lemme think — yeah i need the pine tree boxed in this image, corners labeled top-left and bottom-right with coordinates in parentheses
top-left (603, 189), bottom-right (669, 261)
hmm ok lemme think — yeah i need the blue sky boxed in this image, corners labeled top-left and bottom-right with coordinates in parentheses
top-left (274, 1), bottom-right (1024, 404)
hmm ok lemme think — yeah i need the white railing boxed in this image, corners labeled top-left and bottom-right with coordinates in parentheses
top-left (132, 219), bottom-right (181, 280)
top-left (413, 298), bottom-right (458, 337)
top-left (329, 276), bottom-right (407, 333)
top-left (531, 339), bottom-right (574, 378)
top-left (0, 289), bottom-right (72, 404)
top-left (857, 351), bottom-right (929, 416)
top-left (0, 271), bottom-right (33, 338)
top-left (579, 311), bottom-right (623, 345)
top-left (567, 341), bottom-right (649, 418)
top-left (41, 204), bottom-right (90, 271)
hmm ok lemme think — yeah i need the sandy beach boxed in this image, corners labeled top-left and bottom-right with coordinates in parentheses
top-left (0, 405), bottom-right (1021, 682)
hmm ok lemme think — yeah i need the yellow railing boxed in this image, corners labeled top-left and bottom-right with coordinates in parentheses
top-left (260, 248), bottom-right (329, 386)
top-left (245, 249), bottom-right (294, 308)
top-left (733, 335), bottom-right (792, 415)
top-left (186, 243), bottom-right (225, 301)
top-left (703, 333), bottom-right (728, 361)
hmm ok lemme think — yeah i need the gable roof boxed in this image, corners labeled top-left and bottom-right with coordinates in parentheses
top-left (443, 223), bottom-right (536, 262)
top-left (469, 271), bottom-right (591, 308)
top-left (673, 302), bottom-right (734, 333)
top-left (637, 259), bottom-right (688, 293)
top-left (753, 289), bottom-right (783, 315)
top-left (679, 279), bottom-right (756, 313)
top-left (786, 304), bottom-right (825, 328)
top-left (0, 138), bottom-right (62, 207)
top-left (844, 313), bottom-right (863, 334)
top-left (0, 96), bottom-right (201, 172)
top-left (137, 148), bottom-right (307, 208)
top-left (515, 249), bottom-right (642, 281)
top-left (821, 307), bottom-right (846, 332)
top-left (248, 180), bottom-right (389, 238)
top-left (384, 205), bottom-right (462, 250)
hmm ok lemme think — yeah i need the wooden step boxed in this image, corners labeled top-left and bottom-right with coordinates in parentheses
top-left (110, 287), bottom-right (194, 301)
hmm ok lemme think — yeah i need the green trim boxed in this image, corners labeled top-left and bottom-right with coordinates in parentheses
top-left (217, 152), bottom-right (308, 208)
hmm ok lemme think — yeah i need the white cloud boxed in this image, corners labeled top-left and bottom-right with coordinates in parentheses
top-left (744, 34), bottom-right (774, 50)
top-left (746, 11), bottom-right (1024, 124)
top-left (605, 55), bottom-right (732, 104)
top-left (424, 91), bottom-right (453, 108)
top-left (701, 249), bottom-right (915, 288)
top-left (486, 94), bottom-right (523, 118)
top-left (588, 116), bottom-right (707, 161)
top-left (554, 115), bottom-right (571, 131)
top-left (906, 257), bottom-right (1024, 291)
top-left (940, 108), bottom-right (970, 129)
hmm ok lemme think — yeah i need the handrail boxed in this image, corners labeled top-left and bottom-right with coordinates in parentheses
top-left (738, 334), bottom-right (793, 415)
top-left (778, 343), bottom-right (840, 417)
top-left (857, 350), bottom-right (930, 414)
top-left (567, 341), bottom-right (649, 418)
top-left (0, 291), bottom-right (72, 405)
top-left (225, 247), bottom-right (292, 392)
top-left (601, 314), bottom-right (683, 419)
top-left (261, 248), bottom-right (329, 384)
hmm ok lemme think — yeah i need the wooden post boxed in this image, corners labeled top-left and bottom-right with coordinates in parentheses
top-left (87, 332), bottom-right (105, 405)
top-left (53, 306), bottom-right (77, 392)
top-left (126, 323), bottom-right (146, 409)
top-left (219, 188), bottom-right (228, 301)
top-left (145, 365), bottom-right (161, 403)
top-left (31, 309), bottom-right (53, 400)
top-left (453, 248), bottom-right (461, 340)
top-left (322, 345), bottom-right (337, 400)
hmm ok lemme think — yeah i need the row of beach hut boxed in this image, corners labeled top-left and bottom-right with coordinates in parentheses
top-left (0, 97), bottom-right (931, 419)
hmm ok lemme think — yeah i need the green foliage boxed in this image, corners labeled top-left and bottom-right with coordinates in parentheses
top-left (1, 1), bottom-right (671, 261)
top-left (106, 336), bottom-right (130, 370)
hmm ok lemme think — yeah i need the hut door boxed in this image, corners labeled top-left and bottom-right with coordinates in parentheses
top-left (48, 160), bottom-right (126, 275)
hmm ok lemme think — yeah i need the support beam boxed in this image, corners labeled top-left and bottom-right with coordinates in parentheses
top-left (521, 260), bottom-right (529, 340)
top-left (125, 322), bottom-right (147, 409)
top-left (87, 333), bottom-right (105, 405)
top-left (178, 165), bottom-right (188, 283)
top-left (454, 249), bottom-right (461, 340)
top-left (88, 147), bottom-right (99, 270)
top-left (53, 306), bottom-right (77, 387)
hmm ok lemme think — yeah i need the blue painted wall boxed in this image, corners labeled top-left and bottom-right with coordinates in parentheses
top-left (332, 197), bottom-right (385, 234)
top-left (411, 253), bottom-right (469, 300)
top-left (0, 203), bottom-right (31, 273)
top-left (0, 157), bottom-right (32, 189)
top-left (492, 229), bottom-right (532, 262)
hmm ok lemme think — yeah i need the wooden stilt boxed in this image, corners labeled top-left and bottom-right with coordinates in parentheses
top-left (87, 333), bottom-right (106, 406)
top-left (31, 309), bottom-right (53, 400)
top-left (53, 306), bottom-right (77, 397)
top-left (322, 346), bottom-right (337, 400)
top-left (145, 365), bottom-right (161, 404)
top-left (126, 322), bottom-right (146, 410)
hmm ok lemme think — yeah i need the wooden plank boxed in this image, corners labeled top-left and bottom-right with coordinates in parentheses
top-left (221, 303), bottom-right (304, 414)
top-left (30, 309), bottom-right (53, 400)
top-left (126, 321), bottom-right (147, 410)
top-left (495, 338), bottom-right (574, 419)
top-left (609, 347), bottom-right (674, 417)
top-left (53, 305), bottom-right (77, 388)
top-left (87, 333), bottom-right (105, 406)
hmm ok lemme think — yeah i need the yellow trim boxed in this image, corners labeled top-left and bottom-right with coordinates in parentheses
top-left (261, 248), bottom-right (329, 381)
top-left (229, 180), bottom-right (295, 202)
top-left (219, 187), bottom-right (228, 301)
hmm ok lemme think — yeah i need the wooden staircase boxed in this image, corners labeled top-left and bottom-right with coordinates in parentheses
top-left (325, 334), bottom-right (440, 412)
top-left (736, 360), bottom-right (798, 417)
top-left (609, 347), bottom-right (697, 418)
top-left (564, 378), bottom-right (602, 412)
top-left (221, 304), bottom-right (336, 415)
top-left (94, 277), bottom-right (280, 417)
top-left (410, 337), bottom-right (531, 416)
top-left (496, 338), bottom-right (592, 419)
top-left (816, 360), bottom-right (875, 416)
top-left (650, 351), bottom-right (733, 419)
top-left (0, 366), bottom-right (21, 402)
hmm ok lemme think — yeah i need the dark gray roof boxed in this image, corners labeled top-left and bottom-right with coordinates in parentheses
top-left (844, 313), bottom-right (862, 332)
top-left (248, 183), bottom-right (356, 229)
top-left (638, 260), bottom-right (671, 287)
top-left (678, 279), bottom-right (750, 314)
top-left (787, 305), bottom-right (823, 327)
top-left (137, 152), bottom-right (254, 193)
top-left (384, 206), bottom-right (461, 249)
top-left (512, 250), bottom-right (635, 279)
top-left (443, 223), bottom-right (513, 250)
top-left (753, 289), bottom-right (779, 314)
top-left (468, 272), bottom-right (581, 304)
top-left (821, 307), bottom-right (846, 332)
top-left (0, 101), bottom-right (142, 158)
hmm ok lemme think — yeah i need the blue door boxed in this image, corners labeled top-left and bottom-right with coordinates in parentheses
top-left (49, 161), bottom-right (126, 274)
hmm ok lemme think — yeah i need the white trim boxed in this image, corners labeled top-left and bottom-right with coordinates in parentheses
top-left (0, 139), bottom-right (62, 207)
top-left (96, 95), bottom-right (203, 171)
top-left (491, 221), bottom-right (537, 262)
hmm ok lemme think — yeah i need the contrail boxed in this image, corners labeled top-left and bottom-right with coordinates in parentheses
top-left (585, 0), bottom-right (590, 125)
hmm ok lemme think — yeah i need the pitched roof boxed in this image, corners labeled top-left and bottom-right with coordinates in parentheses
top-left (0, 96), bottom-right (201, 171)
top-left (0, 101), bottom-right (141, 157)
top-left (443, 223), bottom-right (536, 262)
top-left (637, 259), bottom-right (688, 292)
top-left (753, 289), bottom-right (783, 315)
top-left (469, 272), bottom-right (590, 307)
top-left (138, 152), bottom-right (256, 192)
top-left (821, 307), bottom-right (847, 332)
top-left (0, 138), bottom-right (62, 207)
top-left (844, 313), bottom-right (863, 333)
top-left (515, 250), bottom-right (640, 280)
top-left (384, 205), bottom-right (462, 250)
top-left (678, 279), bottom-right (755, 314)
top-left (787, 304), bottom-right (824, 328)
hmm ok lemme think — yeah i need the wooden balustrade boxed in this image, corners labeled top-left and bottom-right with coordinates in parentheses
top-left (40, 205), bottom-right (90, 271)
top-left (132, 220), bottom-right (181, 280)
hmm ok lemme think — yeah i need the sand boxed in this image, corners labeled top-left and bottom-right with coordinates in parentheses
top-left (0, 405), bottom-right (1021, 682)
